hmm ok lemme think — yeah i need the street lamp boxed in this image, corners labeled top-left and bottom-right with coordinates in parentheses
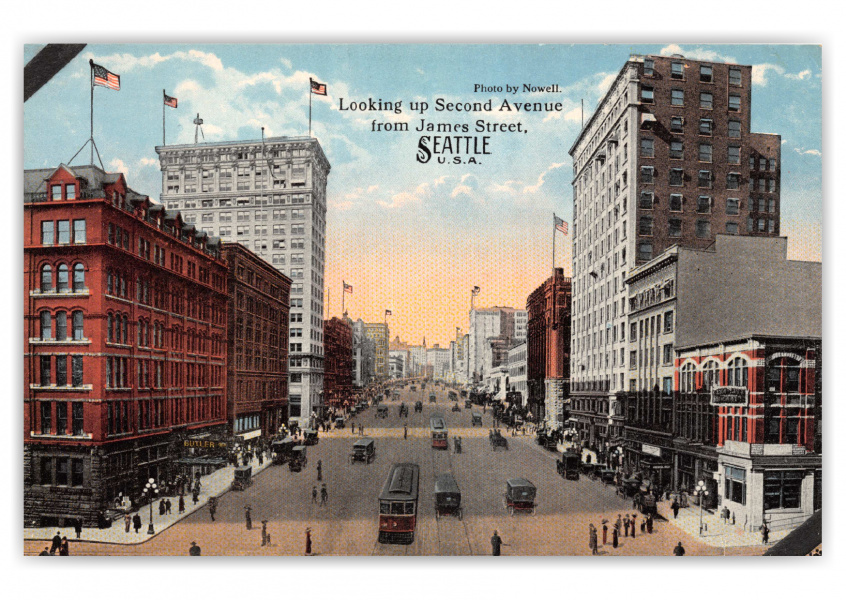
top-left (144, 477), bottom-right (158, 535)
top-left (694, 479), bottom-right (709, 536)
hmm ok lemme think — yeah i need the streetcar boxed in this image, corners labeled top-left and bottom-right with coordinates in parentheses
top-left (434, 473), bottom-right (462, 520)
top-left (378, 463), bottom-right (420, 545)
top-left (430, 413), bottom-right (448, 450)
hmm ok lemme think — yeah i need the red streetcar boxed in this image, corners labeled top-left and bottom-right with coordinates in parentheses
top-left (378, 463), bottom-right (420, 544)
top-left (430, 414), bottom-right (448, 450)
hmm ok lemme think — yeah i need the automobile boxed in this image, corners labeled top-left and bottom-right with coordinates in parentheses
top-left (599, 469), bottom-right (617, 484)
top-left (271, 436), bottom-right (296, 464)
top-left (410, 386), bottom-right (417, 392)
top-left (489, 429), bottom-right (508, 450)
top-left (588, 463), bottom-right (608, 480)
top-left (460, 390), bottom-right (468, 398)
top-left (556, 452), bottom-right (581, 480)
top-left (451, 403), bottom-right (461, 412)
top-left (634, 491), bottom-right (658, 516)
top-left (434, 473), bottom-right (462, 520)
top-left (232, 465), bottom-right (252, 490)
top-left (350, 437), bottom-right (376, 464)
top-left (303, 429), bottom-right (319, 446)
top-left (504, 478), bottom-right (536, 515)
top-left (334, 416), bottom-right (346, 429)
top-left (448, 391), bottom-right (458, 403)
top-left (376, 406), bottom-right (389, 419)
top-left (414, 400), bottom-right (423, 413)
top-left (618, 476), bottom-right (642, 498)
top-left (349, 406), bottom-right (359, 417)
top-left (471, 411), bottom-right (483, 426)
top-left (429, 393), bottom-right (437, 403)
top-left (464, 399), bottom-right (473, 408)
top-left (289, 445), bottom-right (308, 472)
top-left (421, 383), bottom-right (426, 390)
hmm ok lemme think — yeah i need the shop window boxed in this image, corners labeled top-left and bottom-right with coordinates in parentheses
top-left (725, 466), bottom-right (746, 504)
top-left (763, 471), bottom-right (803, 510)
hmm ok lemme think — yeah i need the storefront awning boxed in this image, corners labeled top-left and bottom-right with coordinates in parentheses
top-left (237, 429), bottom-right (262, 441)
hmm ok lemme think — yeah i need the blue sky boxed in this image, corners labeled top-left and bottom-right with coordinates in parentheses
top-left (23, 43), bottom-right (822, 345)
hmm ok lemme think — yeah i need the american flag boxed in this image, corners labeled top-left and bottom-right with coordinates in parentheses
top-left (554, 214), bottom-right (569, 235)
top-left (92, 62), bottom-right (120, 91)
top-left (343, 282), bottom-right (353, 293)
top-left (164, 93), bottom-right (178, 108)
top-left (310, 78), bottom-right (327, 96)
top-left (385, 309), bottom-right (392, 316)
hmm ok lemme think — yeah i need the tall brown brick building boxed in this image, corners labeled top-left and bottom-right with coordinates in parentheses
top-left (222, 243), bottom-right (290, 440)
top-left (324, 317), bottom-right (353, 408)
top-left (569, 53), bottom-right (782, 453)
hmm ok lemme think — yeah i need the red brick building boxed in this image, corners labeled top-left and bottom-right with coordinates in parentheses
top-left (526, 268), bottom-right (572, 424)
top-left (24, 164), bottom-right (228, 527)
top-left (323, 317), bottom-right (353, 408)
top-left (222, 243), bottom-right (290, 440)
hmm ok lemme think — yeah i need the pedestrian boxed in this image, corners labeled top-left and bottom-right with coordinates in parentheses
top-left (673, 541), bottom-right (686, 556)
top-left (316, 460), bottom-right (323, 482)
top-left (611, 524), bottom-right (619, 548)
top-left (159, 498), bottom-right (166, 516)
top-left (59, 537), bottom-right (69, 556)
top-left (165, 498), bottom-right (172, 514)
top-left (189, 541), bottom-right (201, 556)
top-left (312, 486), bottom-right (318, 503)
top-left (50, 531), bottom-right (62, 554)
top-left (74, 519), bottom-right (82, 539)
top-left (209, 499), bottom-right (216, 522)
top-left (261, 520), bottom-right (268, 546)
top-left (647, 513), bottom-right (654, 534)
top-left (258, 452), bottom-right (264, 466)
top-left (245, 505), bottom-right (252, 530)
top-left (192, 488), bottom-right (199, 505)
top-left (623, 514), bottom-right (630, 537)
top-left (602, 521), bottom-right (608, 545)
top-left (490, 530), bottom-right (503, 556)
top-left (615, 514), bottom-right (622, 534)
top-left (404, 425), bottom-right (408, 440)
top-left (671, 498), bottom-right (680, 519)
top-left (589, 524), bottom-right (598, 555)
top-left (320, 484), bottom-right (328, 506)
top-left (132, 514), bottom-right (142, 534)
top-left (305, 528), bottom-right (313, 555)
top-left (39, 547), bottom-right (51, 556)
top-left (179, 494), bottom-right (186, 514)
top-left (630, 514), bottom-right (637, 539)
top-left (761, 522), bottom-right (770, 544)
top-left (124, 514), bottom-right (132, 533)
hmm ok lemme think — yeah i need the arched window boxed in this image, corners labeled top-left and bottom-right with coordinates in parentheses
top-left (40, 310), bottom-right (52, 340)
top-left (122, 314), bottom-right (129, 344)
top-left (56, 264), bottom-right (69, 292)
top-left (767, 357), bottom-right (801, 394)
top-left (72, 310), bottom-right (84, 340)
top-left (702, 360), bottom-right (719, 391)
top-left (137, 319), bottom-right (144, 346)
top-left (726, 357), bottom-right (748, 387)
top-left (55, 311), bottom-right (67, 340)
top-left (107, 313), bottom-right (114, 342)
top-left (106, 271), bottom-right (113, 295)
top-left (681, 363), bottom-right (696, 393)
top-left (73, 263), bottom-right (85, 292)
top-left (40, 264), bottom-right (52, 292)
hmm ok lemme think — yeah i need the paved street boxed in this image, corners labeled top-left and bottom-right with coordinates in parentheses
top-left (24, 385), bottom-right (771, 556)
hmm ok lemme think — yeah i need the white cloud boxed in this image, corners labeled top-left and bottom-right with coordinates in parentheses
top-left (279, 57), bottom-right (293, 70)
top-left (659, 44), bottom-right (737, 64)
top-left (752, 63), bottom-right (785, 86)
top-left (794, 148), bottom-right (822, 157)
top-left (109, 158), bottom-right (129, 176)
top-left (522, 162), bottom-right (566, 194)
top-left (139, 157), bottom-right (158, 168)
top-left (416, 68), bottom-right (426, 76)
top-left (785, 69), bottom-right (812, 81)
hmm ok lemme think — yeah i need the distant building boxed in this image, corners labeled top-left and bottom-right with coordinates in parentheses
top-left (469, 307), bottom-right (525, 384)
top-left (508, 341), bottom-right (528, 406)
top-left (324, 317), bottom-right (353, 408)
top-left (389, 350), bottom-right (406, 379)
top-left (348, 317), bottom-right (374, 387)
top-left (426, 344), bottom-right (450, 380)
top-left (364, 322), bottom-right (389, 381)
top-left (222, 242), bottom-right (290, 441)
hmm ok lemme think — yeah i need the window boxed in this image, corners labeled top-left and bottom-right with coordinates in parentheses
top-left (702, 360), bottom-right (719, 391)
top-left (670, 116), bottom-right (684, 133)
top-left (664, 310), bottom-right (674, 333)
top-left (768, 198), bottom-right (776, 213)
top-left (641, 86), bottom-right (654, 103)
top-left (725, 145), bottom-right (741, 165)
top-left (663, 344), bottom-right (673, 365)
top-left (725, 466), bottom-right (746, 505)
top-left (73, 219), bottom-right (86, 243)
top-left (640, 138), bottom-right (654, 158)
top-left (700, 65), bottom-right (713, 83)
top-left (670, 168), bottom-right (684, 186)
top-left (671, 62), bottom-right (684, 79)
top-left (51, 184), bottom-right (62, 200)
top-left (71, 458), bottom-right (84, 486)
top-left (56, 458), bottom-right (70, 485)
top-left (724, 198), bottom-right (739, 215)
top-left (700, 92), bottom-right (713, 110)
top-left (697, 196), bottom-right (711, 213)
top-left (696, 219), bottom-right (711, 238)
top-left (57, 220), bottom-right (70, 244)
top-left (641, 166), bottom-right (654, 184)
top-left (201, 213), bottom-right (214, 223)
top-left (637, 242), bottom-right (652, 262)
top-left (638, 215), bottom-right (653, 236)
top-left (644, 59), bottom-right (654, 76)
top-left (728, 120), bottom-right (741, 139)
top-left (726, 357), bottom-right (748, 387)
top-left (768, 179), bottom-right (776, 193)
top-left (727, 172), bottom-right (741, 190)
top-left (40, 355), bottom-right (51, 385)
top-left (728, 94), bottom-right (741, 112)
top-left (663, 377), bottom-right (673, 395)
top-left (669, 194), bottom-right (683, 212)
top-left (72, 263), bottom-right (85, 292)
top-left (728, 222), bottom-right (740, 234)
top-left (40, 403), bottom-right (52, 435)
top-left (699, 119), bottom-right (713, 135)
top-left (54, 311), bottom-right (67, 340)
top-left (729, 68), bottom-right (742, 86)
top-left (669, 141), bottom-right (683, 160)
top-left (41, 221), bottom-right (54, 245)
top-left (72, 311), bottom-right (84, 340)
top-left (40, 311), bottom-right (52, 340)
top-left (56, 264), bottom-right (69, 292)
top-left (698, 170), bottom-right (711, 188)
top-left (72, 356), bottom-right (83, 386)
top-left (671, 89), bottom-right (684, 105)
top-left (769, 158), bottom-right (777, 172)
top-left (767, 357), bottom-right (801, 394)
top-left (639, 191), bottom-right (654, 209)
top-left (763, 471), bottom-right (802, 510)
top-left (668, 218), bottom-right (682, 237)
top-left (680, 363), bottom-right (695, 392)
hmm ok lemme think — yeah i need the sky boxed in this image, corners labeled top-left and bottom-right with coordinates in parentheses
top-left (23, 43), bottom-right (822, 347)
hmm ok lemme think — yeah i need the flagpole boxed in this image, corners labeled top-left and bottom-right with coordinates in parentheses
top-left (342, 282), bottom-right (346, 316)
top-left (163, 89), bottom-right (166, 146)
top-left (89, 59), bottom-right (94, 165)
top-left (552, 213), bottom-right (556, 275)
top-left (308, 79), bottom-right (313, 138)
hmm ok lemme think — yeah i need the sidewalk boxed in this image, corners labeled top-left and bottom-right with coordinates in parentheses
top-left (657, 497), bottom-right (789, 548)
top-left (24, 454), bottom-right (272, 545)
